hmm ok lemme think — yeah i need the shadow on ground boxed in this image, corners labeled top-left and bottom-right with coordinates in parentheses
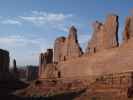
top-left (0, 79), bottom-right (86, 100)
top-left (1, 88), bottom-right (86, 100)
top-left (0, 79), bottom-right (29, 96)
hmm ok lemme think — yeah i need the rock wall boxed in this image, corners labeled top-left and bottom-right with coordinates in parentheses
top-left (40, 12), bottom-right (133, 80)
top-left (0, 49), bottom-right (10, 80)
top-left (86, 15), bottom-right (119, 53)
top-left (39, 64), bottom-right (58, 79)
top-left (39, 49), bottom-right (53, 78)
top-left (54, 36), bottom-right (66, 63)
top-left (123, 16), bottom-right (133, 42)
top-left (54, 26), bottom-right (83, 63)
top-left (63, 26), bottom-right (83, 60)
top-left (96, 72), bottom-right (133, 88)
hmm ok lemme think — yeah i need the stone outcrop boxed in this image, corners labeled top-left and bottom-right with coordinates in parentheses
top-left (0, 49), bottom-right (10, 80)
top-left (123, 16), bottom-right (133, 42)
top-left (39, 64), bottom-right (58, 79)
top-left (54, 26), bottom-right (83, 63)
top-left (54, 36), bottom-right (66, 63)
top-left (86, 15), bottom-right (119, 53)
top-left (63, 26), bottom-right (83, 60)
top-left (39, 12), bottom-right (133, 81)
top-left (39, 49), bottom-right (54, 79)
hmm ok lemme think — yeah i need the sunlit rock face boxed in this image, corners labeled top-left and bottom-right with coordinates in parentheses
top-left (54, 26), bottom-right (83, 63)
top-left (63, 26), bottom-right (83, 60)
top-left (86, 15), bottom-right (119, 54)
top-left (54, 36), bottom-right (66, 63)
top-left (39, 12), bottom-right (133, 81)
top-left (0, 49), bottom-right (10, 80)
top-left (123, 16), bottom-right (133, 42)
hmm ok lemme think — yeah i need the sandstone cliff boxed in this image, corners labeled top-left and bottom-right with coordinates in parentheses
top-left (54, 26), bottom-right (83, 63)
top-left (54, 36), bottom-right (66, 63)
top-left (86, 15), bottom-right (119, 53)
top-left (39, 12), bottom-right (133, 80)
top-left (123, 16), bottom-right (133, 42)
top-left (39, 49), bottom-right (53, 78)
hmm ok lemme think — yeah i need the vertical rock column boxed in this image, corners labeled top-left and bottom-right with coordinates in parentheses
top-left (63, 26), bottom-right (83, 60)
top-left (86, 14), bottom-right (119, 54)
top-left (39, 49), bottom-right (53, 79)
top-left (54, 36), bottom-right (66, 63)
top-left (103, 15), bottom-right (119, 49)
top-left (53, 26), bottom-right (83, 63)
top-left (123, 16), bottom-right (133, 42)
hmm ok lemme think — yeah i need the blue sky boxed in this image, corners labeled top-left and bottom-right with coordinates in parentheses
top-left (0, 0), bottom-right (132, 66)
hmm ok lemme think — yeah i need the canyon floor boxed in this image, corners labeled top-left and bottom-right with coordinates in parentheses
top-left (1, 78), bottom-right (131, 100)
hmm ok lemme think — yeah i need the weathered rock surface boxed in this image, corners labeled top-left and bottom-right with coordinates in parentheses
top-left (39, 64), bottom-right (58, 79)
top-left (54, 26), bottom-right (83, 63)
top-left (57, 37), bottom-right (133, 78)
top-left (123, 16), bottom-right (133, 42)
top-left (86, 15), bottom-right (119, 53)
top-left (40, 13), bottom-right (133, 81)
top-left (39, 49), bottom-right (53, 78)
top-left (63, 26), bottom-right (83, 60)
top-left (54, 36), bottom-right (66, 63)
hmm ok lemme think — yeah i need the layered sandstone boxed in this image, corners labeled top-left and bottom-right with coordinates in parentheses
top-left (54, 26), bottom-right (83, 63)
top-left (86, 15), bottom-right (119, 53)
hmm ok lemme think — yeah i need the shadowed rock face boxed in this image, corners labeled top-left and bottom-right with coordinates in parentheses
top-left (86, 15), bottom-right (119, 53)
top-left (123, 16), bottom-right (133, 42)
top-left (0, 49), bottom-right (10, 80)
top-left (54, 26), bottom-right (83, 63)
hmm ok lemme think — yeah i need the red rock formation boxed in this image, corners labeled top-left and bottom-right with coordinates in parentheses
top-left (39, 49), bottom-right (54, 79)
top-left (123, 16), bottom-right (133, 42)
top-left (54, 26), bottom-right (83, 63)
top-left (86, 15), bottom-right (119, 53)
top-left (54, 36), bottom-right (66, 63)
top-left (86, 21), bottom-right (103, 53)
top-left (63, 26), bottom-right (83, 60)
top-left (39, 64), bottom-right (58, 79)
